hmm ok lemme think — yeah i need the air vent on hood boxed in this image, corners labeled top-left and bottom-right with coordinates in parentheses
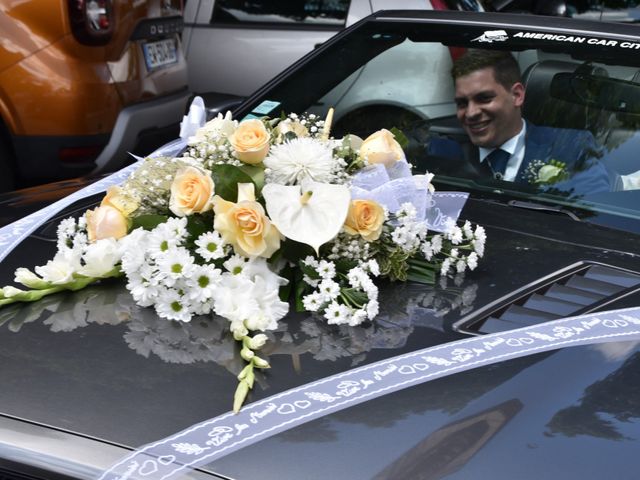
top-left (453, 262), bottom-right (640, 335)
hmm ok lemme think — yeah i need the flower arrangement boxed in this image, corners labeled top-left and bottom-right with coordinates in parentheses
top-left (523, 158), bottom-right (570, 185)
top-left (0, 109), bottom-right (486, 411)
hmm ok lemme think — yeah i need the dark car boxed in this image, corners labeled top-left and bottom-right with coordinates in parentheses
top-left (1, 9), bottom-right (640, 480)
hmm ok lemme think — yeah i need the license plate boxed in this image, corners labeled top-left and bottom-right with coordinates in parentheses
top-left (142, 38), bottom-right (178, 70)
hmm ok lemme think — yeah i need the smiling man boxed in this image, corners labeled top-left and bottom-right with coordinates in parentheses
top-left (444, 49), bottom-right (617, 194)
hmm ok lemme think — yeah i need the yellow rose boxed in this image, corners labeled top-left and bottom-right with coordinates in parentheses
top-left (229, 119), bottom-right (271, 164)
top-left (86, 205), bottom-right (128, 242)
top-left (275, 119), bottom-right (308, 141)
top-left (101, 186), bottom-right (138, 216)
top-left (213, 183), bottom-right (281, 258)
top-left (169, 166), bottom-right (215, 216)
top-left (343, 199), bottom-right (385, 241)
top-left (359, 128), bottom-right (404, 166)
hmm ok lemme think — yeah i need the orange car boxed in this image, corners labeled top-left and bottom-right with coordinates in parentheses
top-left (0, 0), bottom-right (190, 191)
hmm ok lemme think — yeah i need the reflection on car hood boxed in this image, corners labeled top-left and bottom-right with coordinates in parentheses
top-left (1, 189), bottom-right (640, 478)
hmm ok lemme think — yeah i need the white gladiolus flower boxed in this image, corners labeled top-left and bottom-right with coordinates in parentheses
top-left (248, 333), bottom-right (268, 350)
top-left (14, 268), bottom-right (47, 289)
top-left (35, 257), bottom-right (77, 285)
top-left (78, 238), bottom-right (121, 277)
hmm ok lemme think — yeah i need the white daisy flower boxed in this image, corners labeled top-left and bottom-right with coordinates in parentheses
top-left (186, 264), bottom-right (222, 302)
top-left (155, 248), bottom-right (196, 286)
top-left (195, 231), bottom-right (228, 261)
top-left (264, 137), bottom-right (336, 185)
top-left (318, 279), bottom-right (340, 301)
top-left (302, 292), bottom-right (324, 312)
top-left (126, 272), bottom-right (159, 307)
top-left (155, 290), bottom-right (192, 322)
top-left (224, 255), bottom-right (247, 275)
top-left (317, 260), bottom-right (336, 279)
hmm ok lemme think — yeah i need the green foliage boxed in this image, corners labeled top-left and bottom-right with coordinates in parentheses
top-left (131, 214), bottom-right (169, 231)
top-left (210, 164), bottom-right (255, 201)
top-left (390, 127), bottom-right (409, 150)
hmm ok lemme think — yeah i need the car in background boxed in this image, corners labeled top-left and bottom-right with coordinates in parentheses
top-left (182, 0), bottom-right (486, 115)
top-left (2, 9), bottom-right (640, 480)
top-left (0, 0), bottom-right (190, 191)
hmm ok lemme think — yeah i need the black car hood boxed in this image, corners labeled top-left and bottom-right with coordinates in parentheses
top-left (1, 194), bottom-right (640, 479)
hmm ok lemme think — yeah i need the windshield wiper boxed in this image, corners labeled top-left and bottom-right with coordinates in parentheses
top-left (508, 200), bottom-right (582, 221)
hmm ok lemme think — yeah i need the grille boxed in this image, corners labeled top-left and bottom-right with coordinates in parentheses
top-left (453, 262), bottom-right (640, 335)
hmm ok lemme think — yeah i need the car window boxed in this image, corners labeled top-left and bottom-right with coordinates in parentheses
top-left (211, 0), bottom-right (352, 27)
top-left (236, 19), bottom-right (640, 233)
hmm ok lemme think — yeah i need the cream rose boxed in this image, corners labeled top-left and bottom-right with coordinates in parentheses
top-left (275, 119), bottom-right (308, 141)
top-left (101, 186), bottom-right (138, 216)
top-left (359, 128), bottom-right (404, 166)
top-left (229, 119), bottom-right (271, 164)
top-left (213, 183), bottom-right (281, 258)
top-left (343, 199), bottom-right (385, 241)
top-left (169, 166), bottom-right (215, 216)
top-left (86, 205), bottom-right (128, 242)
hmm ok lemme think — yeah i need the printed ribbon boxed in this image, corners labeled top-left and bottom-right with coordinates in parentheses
top-left (99, 306), bottom-right (640, 480)
top-left (0, 97), bottom-right (208, 265)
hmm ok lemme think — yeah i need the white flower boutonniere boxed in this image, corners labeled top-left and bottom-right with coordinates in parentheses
top-left (523, 159), bottom-right (570, 186)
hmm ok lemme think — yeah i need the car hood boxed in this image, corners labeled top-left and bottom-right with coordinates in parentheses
top-left (0, 192), bottom-right (640, 479)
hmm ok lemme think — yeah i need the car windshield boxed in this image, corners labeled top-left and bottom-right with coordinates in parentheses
top-left (235, 14), bottom-right (640, 234)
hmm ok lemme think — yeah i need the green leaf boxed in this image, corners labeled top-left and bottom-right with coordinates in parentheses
top-left (210, 164), bottom-right (255, 202)
top-left (131, 214), bottom-right (168, 231)
top-left (341, 287), bottom-right (369, 308)
top-left (390, 127), bottom-right (409, 150)
top-left (186, 215), bottom-right (210, 241)
top-left (279, 238), bottom-right (316, 264)
top-left (239, 164), bottom-right (265, 192)
top-left (406, 258), bottom-right (436, 284)
top-left (294, 279), bottom-right (308, 312)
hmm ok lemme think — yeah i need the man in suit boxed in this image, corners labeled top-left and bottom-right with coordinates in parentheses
top-left (429, 49), bottom-right (616, 196)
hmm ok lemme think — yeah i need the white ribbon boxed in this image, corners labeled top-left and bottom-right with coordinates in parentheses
top-left (351, 161), bottom-right (468, 232)
top-left (99, 306), bottom-right (640, 480)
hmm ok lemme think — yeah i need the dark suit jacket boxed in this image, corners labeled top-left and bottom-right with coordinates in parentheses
top-left (426, 122), bottom-right (617, 196)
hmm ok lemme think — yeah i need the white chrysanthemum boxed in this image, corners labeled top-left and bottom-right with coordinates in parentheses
top-left (466, 252), bottom-right (479, 270)
top-left (195, 231), bottom-right (228, 261)
top-left (318, 279), bottom-right (340, 302)
top-left (186, 264), bottom-right (222, 302)
top-left (316, 260), bottom-right (336, 280)
top-left (126, 271), bottom-right (159, 307)
top-left (155, 290), bottom-right (192, 322)
top-left (302, 292), bottom-right (324, 312)
top-left (325, 302), bottom-right (352, 325)
top-left (155, 248), bottom-right (196, 287)
top-left (224, 255), bottom-right (247, 275)
top-left (146, 226), bottom-right (182, 258)
top-left (264, 137), bottom-right (335, 185)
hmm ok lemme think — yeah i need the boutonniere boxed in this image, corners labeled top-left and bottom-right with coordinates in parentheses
top-left (523, 159), bottom-right (569, 186)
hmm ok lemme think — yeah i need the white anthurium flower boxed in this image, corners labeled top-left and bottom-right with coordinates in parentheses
top-left (262, 180), bottom-right (350, 254)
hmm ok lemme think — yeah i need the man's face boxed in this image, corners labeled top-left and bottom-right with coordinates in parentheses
top-left (454, 67), bottom-right (525, 148)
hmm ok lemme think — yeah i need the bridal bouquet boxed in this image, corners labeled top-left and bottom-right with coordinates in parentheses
top-left (0, 109), bottom-right (486, 411)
